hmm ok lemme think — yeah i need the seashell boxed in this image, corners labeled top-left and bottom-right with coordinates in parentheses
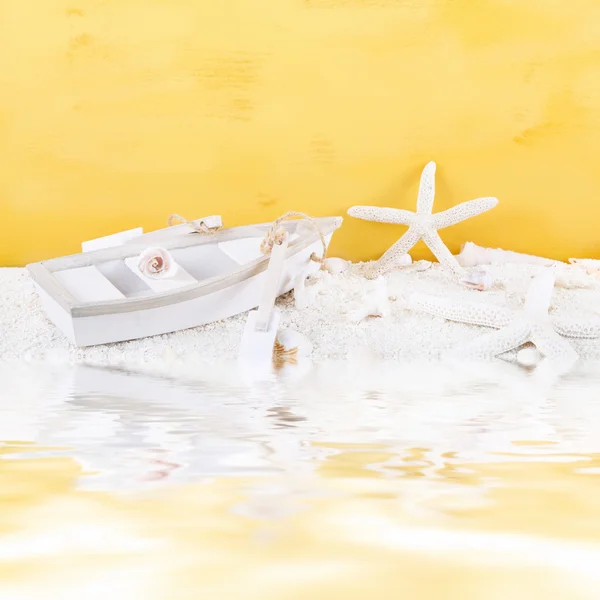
top-left (392, 253), bottom-right (413, 268)
top-left (137, 247), bottom-right (178, 280)
top-left (324, 257), bottom-right (350, 274)
top-left (276, 329), bottom-right (313, 357)
top-left (457, 241), bottom-right (557, 267)
top-left (460, 268), bottom-right (494, 291)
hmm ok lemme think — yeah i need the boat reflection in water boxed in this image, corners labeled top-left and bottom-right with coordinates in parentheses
top-left (1, 359), bottom-right (600, 599)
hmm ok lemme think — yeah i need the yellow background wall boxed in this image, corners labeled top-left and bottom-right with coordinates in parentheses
top-left (2, 0), bottom-right (600, 267)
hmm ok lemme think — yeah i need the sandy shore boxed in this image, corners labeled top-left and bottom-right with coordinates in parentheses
top-left (3, 260), bottom-right (600, 377)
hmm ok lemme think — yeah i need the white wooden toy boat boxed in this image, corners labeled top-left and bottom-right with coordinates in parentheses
top-left (27, 216), bottom-right (342, 347)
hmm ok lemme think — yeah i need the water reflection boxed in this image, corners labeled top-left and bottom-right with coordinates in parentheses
top-left (1, 361), bottom-right (600, 598)
top-left (2, 360), bottom-right (600, 489)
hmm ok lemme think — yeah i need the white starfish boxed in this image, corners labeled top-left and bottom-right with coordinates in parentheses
top-left (408, 269), bottom-right (600, 367)
top-left (348, 162), bottom-right (498, 279)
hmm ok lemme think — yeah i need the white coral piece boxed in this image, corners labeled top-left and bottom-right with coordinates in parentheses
top-left (347, 277), bottom-right (391, 323)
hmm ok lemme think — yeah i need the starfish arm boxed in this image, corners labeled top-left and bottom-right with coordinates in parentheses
top-left (348, 206), bottom-right (414, 225)
top-left (552, 316), bottom-right (600, 339)
top-left (409, 292), bottom-right (513, 328)
top-left (531, 324), bottom-right (579, 365)
top-left (431, 197), bottom-right (499, 230)
top-left (450, 320), bottom-right (532, 360)
top-left (523, 269), bottom-right (555, 316)
top-left (422, 229), bottom-right (464, 275)
top-left (416, 161), bottom-right (436, 214)
top-left (365, 227), bottom-right (421, 279)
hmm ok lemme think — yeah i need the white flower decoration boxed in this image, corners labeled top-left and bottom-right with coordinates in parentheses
top-left (137, 247), bottom-right (178, 280)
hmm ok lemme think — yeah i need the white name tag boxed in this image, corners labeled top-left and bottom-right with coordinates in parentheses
top-left (82, 227), bottom-right (144, 252)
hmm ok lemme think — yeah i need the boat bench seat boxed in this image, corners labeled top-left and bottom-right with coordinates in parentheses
top-left (54, 266), bottom-right (126, 303)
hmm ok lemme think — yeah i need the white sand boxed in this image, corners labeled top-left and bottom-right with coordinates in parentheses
top-left (2, 263), bottom-right (600, 374)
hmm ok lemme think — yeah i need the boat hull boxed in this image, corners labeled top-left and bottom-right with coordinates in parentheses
top-left (35, 234), bottom-right (330, 347)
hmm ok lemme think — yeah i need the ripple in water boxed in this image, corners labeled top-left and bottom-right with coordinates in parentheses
top-left (1, 360), bottom-right (600, 599)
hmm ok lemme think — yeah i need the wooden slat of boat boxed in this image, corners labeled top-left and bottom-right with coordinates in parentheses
top-left (39, 222), bottom-right (274, 272)
top-left (26, 263), bottom-right (79, 312)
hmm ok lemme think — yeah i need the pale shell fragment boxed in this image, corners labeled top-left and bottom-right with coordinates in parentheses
top-left (276, 329), bottom-right (313, 356)
top-left (460, 268), bottom-right (494, 291)
top-left (137, 247), bottom-right (178, 279)
top-left (324, 257), bottom-right (350, 274)
top-left (405, 260), bottom-right (432, 273)
top-left (393, 253), bottom-right (413, 268)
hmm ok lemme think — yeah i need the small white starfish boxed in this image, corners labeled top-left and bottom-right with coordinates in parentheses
top-left (408, 269), bottom-right (600, 367)
top-left (348, 162), bottom-right (498, 279)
